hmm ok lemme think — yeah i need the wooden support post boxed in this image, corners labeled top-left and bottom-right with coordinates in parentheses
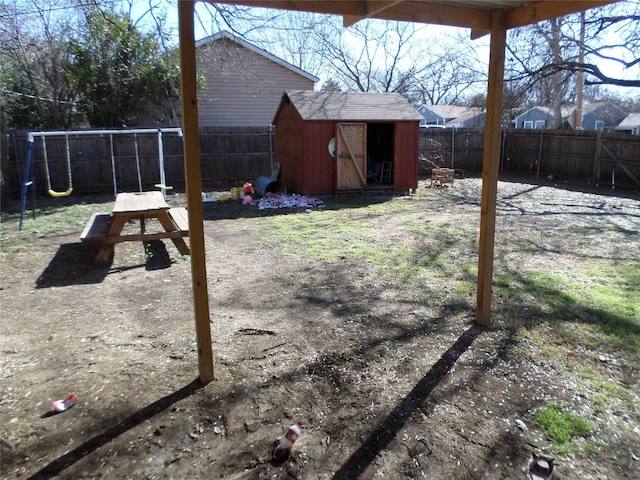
top-left (476, 10), bottom-right (507, 326)
top-left (179, 1), bottom-right (214, 383)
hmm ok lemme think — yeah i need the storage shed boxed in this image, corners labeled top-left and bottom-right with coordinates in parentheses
top-left (272, 90), bottom-right (423, 195)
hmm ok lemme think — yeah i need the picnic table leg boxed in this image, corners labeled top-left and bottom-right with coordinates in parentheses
top-left (94, 245), bottom-right (114, 263)
top-left (156, 211), bottom-right (190, 256)
top-left (93, 215), bottom-right (127, 263)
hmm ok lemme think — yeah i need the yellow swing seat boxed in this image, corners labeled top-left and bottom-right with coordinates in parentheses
top-left (48, 187), bottom-right (73, 198)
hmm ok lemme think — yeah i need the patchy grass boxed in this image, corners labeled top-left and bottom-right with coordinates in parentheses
top-left (493, 261), bottom-right (640, 362)
top-left (534, 404), bottom-right (595, 445)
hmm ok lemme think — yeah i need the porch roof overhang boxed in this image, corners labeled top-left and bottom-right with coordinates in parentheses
top-left (177, 0), bottom-right (619, 383)
top-left (213, 0), bottom-right (614, 36)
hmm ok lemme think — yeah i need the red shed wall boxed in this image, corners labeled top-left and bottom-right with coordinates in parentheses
top-left (393, 122), bottom-right (419, 191)
top-left (273, 102), bottom-right (303, 193)
top-left (300, 121), bottom-right (336, 195)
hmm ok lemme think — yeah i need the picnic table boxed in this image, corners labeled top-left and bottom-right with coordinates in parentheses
top-left (431, 168), bottom-right (455, 187)
top-left (80, 191), bottom-right (190, 263)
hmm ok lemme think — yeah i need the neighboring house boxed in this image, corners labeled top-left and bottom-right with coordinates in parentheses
top-left (513, 106), bottom-right (569, 129)
top-left (416, 105), bottom-right (486, 128)
top-left (416, 105), bottom-right (475, 127)
top-left (137, 31), bottom-right (318, 127)
top-left (566, 102), bottom-right (627, 131)
top-left (516, 103), bottom-right (626, 131)
top-left (445, 108), bottom-right (485, 128)
top-left (614, 113), bottom-right (640, 135)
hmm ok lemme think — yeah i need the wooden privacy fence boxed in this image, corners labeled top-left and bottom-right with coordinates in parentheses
top-left (2, 126), bottom-right (275, 199)
top-left (2, 126), bottom-right (639, 205)
top-left (419, 128), bottom-right (640, 189)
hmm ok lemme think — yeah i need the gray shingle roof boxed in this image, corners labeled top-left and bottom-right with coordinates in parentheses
top-left (283, 90), bottom-right (423, 121)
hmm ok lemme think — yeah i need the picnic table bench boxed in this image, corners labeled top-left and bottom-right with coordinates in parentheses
top-left (431, 168), bottom-right (455, 187)
top-left (80, 191), bottom-right (190, 263)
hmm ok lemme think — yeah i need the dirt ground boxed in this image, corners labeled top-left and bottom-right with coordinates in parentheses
top-left (1, 175), bottom-right (639, 479)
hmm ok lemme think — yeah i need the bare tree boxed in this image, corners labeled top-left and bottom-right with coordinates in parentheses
top-left (505, 0), bottom-right (640, 118)
top-left (1, 0), bottom-right (78, 128)
top-left (410, 31), bottom-right (488, 106)
top-left (568, 0), bottom-right (640, 88)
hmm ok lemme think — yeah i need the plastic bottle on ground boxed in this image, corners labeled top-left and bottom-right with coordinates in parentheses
top-left (51, 394), bottom-right (77, 413)
top-left (272, 421), bottom-right (303, 461)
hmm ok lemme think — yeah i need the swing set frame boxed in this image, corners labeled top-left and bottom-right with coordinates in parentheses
top-left (18, 128), bottom-right (183, 231)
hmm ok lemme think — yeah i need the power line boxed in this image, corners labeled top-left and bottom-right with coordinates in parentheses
top-left (0, 2), bottom-right (102, 20)
top-left (1, 88), bottom-right (74, 104)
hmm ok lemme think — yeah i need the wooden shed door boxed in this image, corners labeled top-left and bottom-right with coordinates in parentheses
top-left (336, 122), bottom-right (367, 190)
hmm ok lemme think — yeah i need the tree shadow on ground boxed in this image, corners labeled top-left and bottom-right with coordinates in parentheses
top-left (26, 380), bottom-right (204, 480)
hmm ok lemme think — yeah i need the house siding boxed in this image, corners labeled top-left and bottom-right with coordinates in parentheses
top-left (197, 39), bottom-right (315, 127)
top-left (136, 35), bottom-right (316, 128)
top-left (417, 107), bottom-right (445, 125)
top-left (515, 108), bottom-right (551, 128)
top-left (581, 104), bottom-right (626, 131)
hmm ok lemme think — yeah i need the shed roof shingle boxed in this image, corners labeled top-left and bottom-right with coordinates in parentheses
top-left (283, 90), bottom-right (423, 122)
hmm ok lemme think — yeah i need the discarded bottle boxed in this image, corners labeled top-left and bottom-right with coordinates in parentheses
top-left (51, 394), bottom-right (78, 413)
top-left (272, 421), bottom-right (303, 461)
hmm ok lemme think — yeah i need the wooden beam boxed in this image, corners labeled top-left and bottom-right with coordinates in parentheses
top-left (506, 1), bottom-right (618, 30)
top-left (219, 0), bottom-right (491, 30)
top-left (219, 0), bottom-right (365, 17)
top-left (218, 0), bottom-right (619, 31)
top-left (343, 1), bottom-right (406, 27)
top-left (179, 1), bottom-right (214, 383)
top-left (476, 9), bottom-right (507, 326)
top-left (470, 28), bottom-right (489, 40)
top-left (370, 0), bottom-right (491, 29)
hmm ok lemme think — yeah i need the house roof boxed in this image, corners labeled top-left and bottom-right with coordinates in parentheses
top-left (281, 90), bottom-right (424, 122)
top-left (615, 112), bottom-right (640, 130)
top-left (419, 105), bottom-right (470, 121)
top-left (420, 105), bottom-right (481, 121)
top-left (580, 101), bottom-right (626, 115)
top-left (447, 108), bottom-right (485, 125)
top-left (196, 31), bottom-right (320, 83)
top-left (515, 105), bottom-right (573, 120)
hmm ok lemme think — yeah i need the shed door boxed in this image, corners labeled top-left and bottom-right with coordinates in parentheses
top-left (336, 122), bottom-right (367, 190)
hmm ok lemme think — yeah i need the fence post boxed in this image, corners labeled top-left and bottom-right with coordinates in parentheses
top-left (536, 129), bottom-right (544, 178)
top-left (592, 130), bottom-right (602, 186)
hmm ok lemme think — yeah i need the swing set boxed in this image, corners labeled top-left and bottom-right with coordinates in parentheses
top-left (18, 128), bottom-right (183, 230)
